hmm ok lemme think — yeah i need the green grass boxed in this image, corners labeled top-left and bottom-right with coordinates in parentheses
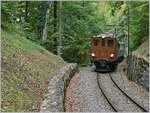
top-left (1, 30), bottom-right (67, 112)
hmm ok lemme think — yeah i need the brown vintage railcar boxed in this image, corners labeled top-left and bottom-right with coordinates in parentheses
top-left (91, 34), bottom-right (119, 71)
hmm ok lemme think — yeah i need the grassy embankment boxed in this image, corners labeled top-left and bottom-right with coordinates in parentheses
top-left (1, 30), bottom-right (67, 111)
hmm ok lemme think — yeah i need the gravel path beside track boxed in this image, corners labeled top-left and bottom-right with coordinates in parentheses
top-left (65, 73), bottom-right (80, 111)
top-left (65, 66), bottom-right (114, 112)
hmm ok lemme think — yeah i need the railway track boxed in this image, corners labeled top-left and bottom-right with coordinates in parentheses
top-left (97, 73), bottom-right (117, 112)
top-left (97, 73), bottom-right (148, 112)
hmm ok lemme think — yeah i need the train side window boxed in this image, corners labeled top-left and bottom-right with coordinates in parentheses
top-left (102, 39), bottom-right (105, 46)
top-left (93, 39), bottom-right (99, 46)
top-left (118, 43), bottom-right (120, 48)
top-left (107, 40), bottom-right (113, 47)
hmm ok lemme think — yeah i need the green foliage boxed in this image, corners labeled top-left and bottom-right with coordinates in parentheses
top-left (1, 1), bottom-right (149, 112)
top-left (36, 1), bottom-right (49, 37)
top-left (105, 1), bottom-right (149, 51)
top-left (1, 1), bottom-right (149, 64)
top-left (60, 2), bottom-right (104, 65)
top-left (1, 2), bottom-right (18, 28)
top-left (129, 2), bottom-right (149, 50)
top-left (41, 33), bottom-right (58, 55)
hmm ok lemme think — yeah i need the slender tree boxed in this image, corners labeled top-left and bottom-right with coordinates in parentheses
top-left (57, 1), bottom-right (62, 56)
top-left (25, 1), bottom-right (29, 22)
top-left (53, 1), bottom-right (57, 33)
top-left (42, 2), bottom-right (52, 41)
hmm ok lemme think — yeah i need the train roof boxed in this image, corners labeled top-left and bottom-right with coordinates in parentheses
top-left (119, 42), bottom-right (125, 45)
top-left (92, 34), bottom-right (115, 38)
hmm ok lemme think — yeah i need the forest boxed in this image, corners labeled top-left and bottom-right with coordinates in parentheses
top-left (2, 1), bottom-right (149, 65)
top-left (1, 1), bottom-right (149, 112)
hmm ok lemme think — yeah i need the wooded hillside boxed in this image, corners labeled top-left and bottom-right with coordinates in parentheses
top-left (2, 1), bottom-right (149, 65)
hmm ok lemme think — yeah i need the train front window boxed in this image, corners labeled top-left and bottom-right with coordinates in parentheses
top-left (107, 40), bottom-right (113, 47)
top-left (93, 39), bottom-right (99, 46)
top-left (102, 39), bottom-right (105, 46)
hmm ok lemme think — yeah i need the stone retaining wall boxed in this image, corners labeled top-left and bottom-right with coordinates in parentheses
top-left (40, 63), bottom-right (78, 112)
top-left (125, 55), bottom-right (149, 91)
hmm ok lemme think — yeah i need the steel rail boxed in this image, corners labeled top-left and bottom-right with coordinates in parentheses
top-left (97, 73), bottom-right (118, 112)
top-left (109, 73), bottom-right (148, 112)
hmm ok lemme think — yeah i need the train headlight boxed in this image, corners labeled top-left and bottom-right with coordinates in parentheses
top-left (91, 53), bottom-right (95, 57)
top-left (102, 35), bottom-right (105, 38)
top-left (110, 53), bottom-right (114, 58)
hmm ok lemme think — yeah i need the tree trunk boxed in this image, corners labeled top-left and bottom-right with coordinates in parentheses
top-left (42, 2), bottom-right (52, 41)
top-left (25, 1), bottom-right (29, 22)
top-left (54, 1), bottom-right (57, 33)
top-left (57, 1), bottom-right (63, 56)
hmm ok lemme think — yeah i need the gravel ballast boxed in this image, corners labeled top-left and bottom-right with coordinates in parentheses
top-left (98, 73), bottom-right (143, 112)
top-left (111, 63), bottom-right (149, 111)
top-left (65, 66), bottom-right (114, 112)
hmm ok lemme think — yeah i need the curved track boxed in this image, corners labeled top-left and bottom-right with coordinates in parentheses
top-left (97, 73), bottom-right (148, 112)
top-left (109, 73), bottom-right (147, 112)
top-left (96, 73), bottom-right (118, 112)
